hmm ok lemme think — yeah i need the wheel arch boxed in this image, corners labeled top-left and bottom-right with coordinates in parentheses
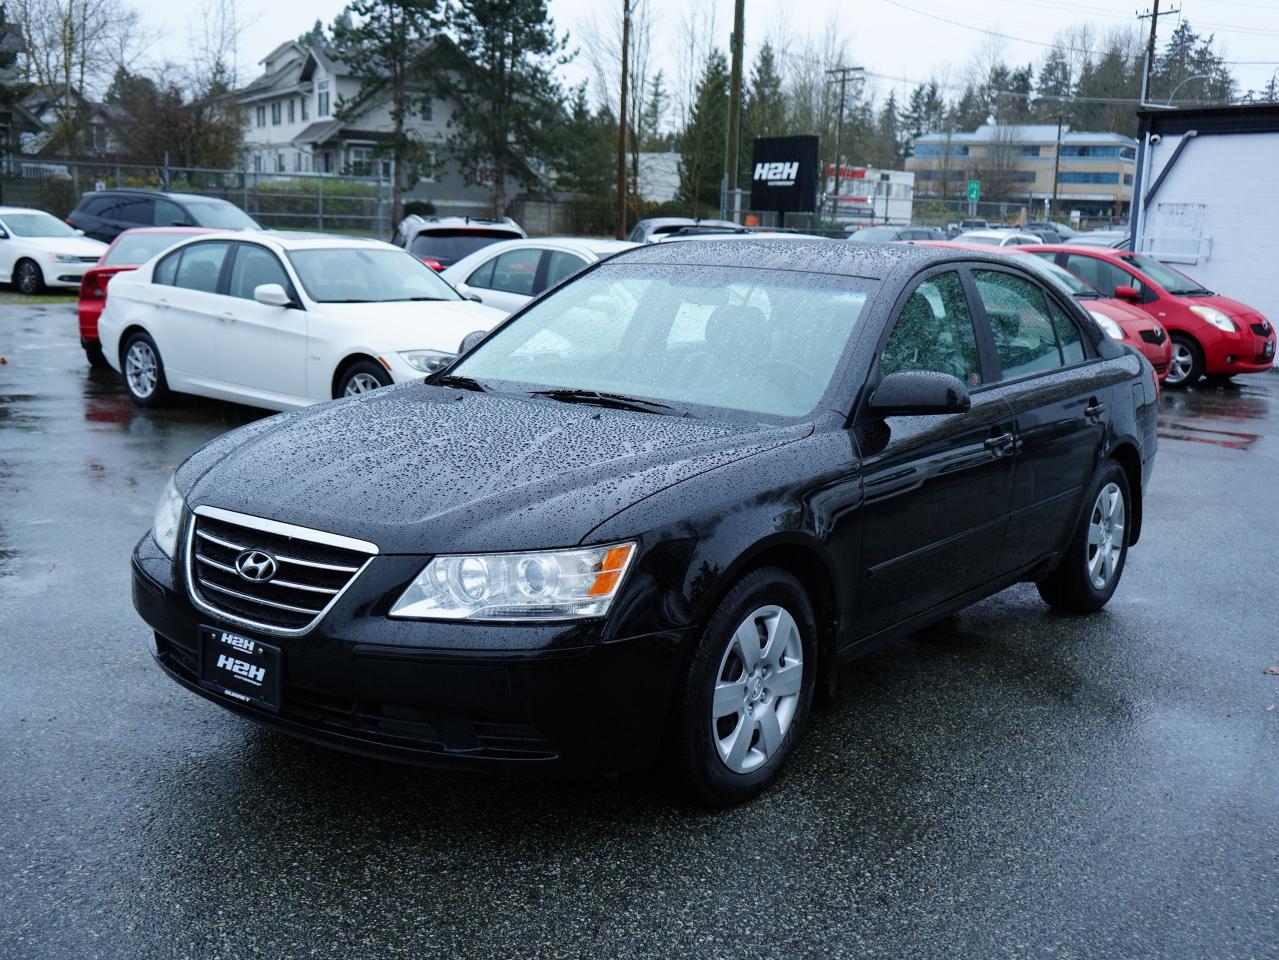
top-left (1108, 440), bottom-right (1143, 545)
top-left (116, 324), bottom-right (153, 364)
top-left (331, 352), bottom-right (387, 399)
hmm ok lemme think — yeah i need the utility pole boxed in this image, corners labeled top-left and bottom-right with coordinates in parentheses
top-left (1138, 1), bottom-right (1179, 105)
top-left (615, 0), bottom-right (631, 240)
top-left (825, 66), bottom-right (863, 223)
top-left (723, 0), bottom-right (745, 222)
top-left (1050, 114), bottom-right (1063, 219)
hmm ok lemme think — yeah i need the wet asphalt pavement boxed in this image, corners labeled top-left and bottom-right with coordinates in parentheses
top-left (2, 304), bottom-right (1278, 960)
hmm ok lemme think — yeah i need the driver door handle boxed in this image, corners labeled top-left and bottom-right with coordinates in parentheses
top-left (1084, 398), bottom-right (1106, 419)
top-left (984, 431), bottom-right (1014, 455)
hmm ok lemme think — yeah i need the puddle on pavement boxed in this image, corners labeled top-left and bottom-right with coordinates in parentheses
top-left (1157, 419), bottom-right (1260, 450)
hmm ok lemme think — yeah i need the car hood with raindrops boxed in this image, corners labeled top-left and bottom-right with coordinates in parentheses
top-left (174, 382), bottom-right (813, 554)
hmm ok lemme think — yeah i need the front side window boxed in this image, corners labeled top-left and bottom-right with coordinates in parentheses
top-left (973, 270), bottom-right (1062, 380)
top-left (153, 199), bottom-right (186, 226)
top-left (1048, 299), bottom-right (1086, 364)
top-left (453, 264), bottom-right (873, 419)
top-left (287, 248), bottom-right (461, 303)
top-left (229, 244), bottom-right (292, 300)
top-left (1062, 254), bottom-right (1137, 299)
top-left (172, 241), bottom-right (231, 293)
top-left (184, 201), bottom-right (258, 230)
top-left (879, 271), bottom-right (981, 386)
top-left (484, 249), bottom-right (540, 295)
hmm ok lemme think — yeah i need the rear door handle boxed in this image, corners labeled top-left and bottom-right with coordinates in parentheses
top-left (220, 311), bottom-right (237, 324)
top-left (1085, 398), bottom-right (1106, 419)
top-left (984, 431), bottom-right (1014, 454)
top-left (154, 297), bottom-right (169, 309)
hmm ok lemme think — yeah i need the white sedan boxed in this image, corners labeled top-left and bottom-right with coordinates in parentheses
top-left (440, 237), bottom-right (636, 314)
top-left (98, 233), bottom-right (505, 410)
top-left (0, 206), bottom-right (107, 294)
top-left (955, 229), bottom-right (1044, 247)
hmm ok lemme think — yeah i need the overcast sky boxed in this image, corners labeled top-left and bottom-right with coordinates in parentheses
top-left (139, 0), bottom-right (1279, 112)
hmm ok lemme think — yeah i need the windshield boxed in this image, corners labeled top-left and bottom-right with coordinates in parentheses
top-left (849, 227), bottom-right (899, 241)
top-left (103, 232), bottom-right (196, 266)
top-left (410, 230), bottom-right (517, 265)
top-left (184, 201), bottom-right (259, 230)
top-left (288, 248), bottom-right (462, 303)
top-left (1121, 254), bottom-right (1212, 295)
top-left (451, 263), bottom-right (872, 419)
top-left (1009, 253), bottom-right (1097, 297)
top-left (2, 212), bottom-right (78, 238)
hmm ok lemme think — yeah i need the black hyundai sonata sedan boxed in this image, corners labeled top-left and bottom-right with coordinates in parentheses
top-left (132, 239), bottom-right (1158, 804)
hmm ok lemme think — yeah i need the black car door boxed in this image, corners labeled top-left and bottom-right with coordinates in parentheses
top-left (852, 267), bottom-right (1017, 637)
top-left (967, 266), bottom-right (1112, 573)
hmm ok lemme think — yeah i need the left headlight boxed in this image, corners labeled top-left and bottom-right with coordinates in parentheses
top-left (1088, 310), bottom-right (1125, 340)
top-left (390, 542), bottom-right (637, 621)
top-left (151, 475), bottom-right (185, 558)
top-left (1189, 305), bottom-right (1237, 333)
top-left (399, 349), bottom-right (455, 373)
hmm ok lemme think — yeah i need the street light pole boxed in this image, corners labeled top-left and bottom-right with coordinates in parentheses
top-left (614, 0), bottom-right (630, 240)
top-left (724, 0), bottom-right (745, 222)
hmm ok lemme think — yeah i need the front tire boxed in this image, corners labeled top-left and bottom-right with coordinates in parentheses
top-left (1165, 333), bottom-right (1203, 388)
top-left (1036, 461), bottom-right (1131, 614)
top-left (673, 567), bottom-right (817, 806)
top-left (121, 331), bottom-right (170, 407)
top-left (14, 259), bottom-right (44, 296)
top-left (335, 359), bottom-right (392, 398)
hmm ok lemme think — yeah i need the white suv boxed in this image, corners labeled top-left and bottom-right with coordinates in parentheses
top-left (98, 232), bottom-right (505, 410)
top-left (391, 215), bottom-right (525, 271)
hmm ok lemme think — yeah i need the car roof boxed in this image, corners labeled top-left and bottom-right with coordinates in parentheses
top-left (0, 206), bottom-right (51, 215)
top-left (611, 236), bottom-right (1009, 281)
top-left (1030, 243), bottom-right (1135, 257)
top-left (113, 226), bottom-right (220, 236)
top-left (170, 230), bottom-right (401, 252)
top-left (77, 189), bottom-right (235, 203)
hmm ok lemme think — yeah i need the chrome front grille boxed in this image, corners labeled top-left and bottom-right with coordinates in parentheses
top-left (185, 505), bottom-right (377, 636)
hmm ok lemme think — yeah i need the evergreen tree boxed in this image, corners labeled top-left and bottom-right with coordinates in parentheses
top-left (677, 48), bottom-right (729, 215)
top-left (640, 70), bottom-right (670, 150)
top-left (739, 42), bottom-right (786, 181)
top-left (436, 0), bottom-right (569, 217)
top-left (1034, 46), bottom-right (1072, 121)
top-left (556, 84), bottom-right (614, 197)
top-left (331, 0), bottom-right (441, 223)
top-left (874, 90), bottom-right (903, 166)
top-left (951, 85), bottom-right (988, 130)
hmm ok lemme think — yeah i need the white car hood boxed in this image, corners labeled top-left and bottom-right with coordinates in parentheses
top-left (313, 298), bottom-right (506, 352)
top-left (19, 235), bottom-right (108, 257)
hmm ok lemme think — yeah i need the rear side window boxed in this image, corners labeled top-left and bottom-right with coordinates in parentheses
top-left (228, 244), bottom-right (291, 300)
top-left (543, 250), bottom-right (588, 290)
top-left (880, 271), bottom-right (982, 386)
top-left (485, 249), bottom-right (540, 296)
top-left (1048, 299), bottom-right (1086, 364)
top-left (113, 197), bottom-right (154, 225)
top-left (973, 270), bottom-right (1061, 380)
top-left (172, 241), bottom-right (231, 293)
top-left (1062, 254), bottom-right (1136, 299)
top-left (153, 250), bottom-right (180, 285)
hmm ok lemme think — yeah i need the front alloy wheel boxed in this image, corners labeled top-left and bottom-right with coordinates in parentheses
top-left (1165, 334), bottom-right (1203, 387)
top-left (335, 359), bottom-right (393, 399)
top-left (14, 259), bottom-right (43, 296)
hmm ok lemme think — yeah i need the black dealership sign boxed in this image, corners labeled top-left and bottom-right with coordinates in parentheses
top-left (749, 135), bottom-right (819, 213)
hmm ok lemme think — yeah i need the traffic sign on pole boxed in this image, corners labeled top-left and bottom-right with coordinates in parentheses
top-left (967, 179), bottom-right (981, 202)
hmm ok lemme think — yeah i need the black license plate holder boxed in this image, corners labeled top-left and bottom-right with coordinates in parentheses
top-left (198, 626), bottom-right (282, 712)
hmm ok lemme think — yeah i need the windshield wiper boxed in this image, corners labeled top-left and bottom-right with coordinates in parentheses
top-left (1073, 291), bottom-right (1100, 300)
top-left (532, 388), bottom-right (674, 414)
top-left (396, 296), bottom-right (449, 301)
top-left (429, 373), bottom-right (488, 392)
top-left (1180, 288), bottom-right (1215, 296)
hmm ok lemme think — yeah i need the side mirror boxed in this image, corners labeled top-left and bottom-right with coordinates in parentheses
top-left (0, 229), bottom-right (8, 239)
top-left (74, 228), bottom-right (86, 236)
top-left (455, 281), bottom-right (483, 304)
top-left (869, 371), bottom-right (972, 416)
top-left (459, 330), bottom-right (488, 354)
top-left (253, 283), bottom-right (293, 307)
top-left (1113, 284), bottom-right (1140, 302)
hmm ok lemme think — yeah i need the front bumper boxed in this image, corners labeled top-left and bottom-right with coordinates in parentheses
top-left (42, 259), bottom-right (95, 288)
top-left (1199, 325), bottom-right (1277, 375)
top-left (132, 534), bottom-right (692, 775)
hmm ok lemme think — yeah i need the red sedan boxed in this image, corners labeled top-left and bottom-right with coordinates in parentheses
top-left (1021, 245), bottom-right (1276, 388)
top-left (78, 227), bottom-right (215, 367)
top-left (908, 241), bottom-right (1172, 380)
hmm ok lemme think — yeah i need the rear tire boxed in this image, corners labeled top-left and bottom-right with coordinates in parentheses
top-left (120, 331), bottom-right (170, 407)
top-left (672, 567), bottom-right (817, 806)
top-left (14, 258), bottom-right (44, 296)
top-left (1036, 461), bottom-right (1131, 614)
top-left (335, 359), bottom-right (392, 399)
top-left (1165, 333), bottom-right (1203, 388)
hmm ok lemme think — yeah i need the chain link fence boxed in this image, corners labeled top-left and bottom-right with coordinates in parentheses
top-left (0, 157), bottom-right (394, 237)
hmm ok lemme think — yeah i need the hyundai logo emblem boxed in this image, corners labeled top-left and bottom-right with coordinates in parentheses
top-left (235, 549), bottom-right (278, 583)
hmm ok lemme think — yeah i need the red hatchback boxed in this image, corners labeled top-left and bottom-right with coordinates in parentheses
top-left (78, 227), bottom-right (215, 367)
top-left (1023, 245), bottom-right (1276, 388)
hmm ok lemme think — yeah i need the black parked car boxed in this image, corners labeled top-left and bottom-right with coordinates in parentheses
top-left (132, 240), bottom-right (1158, 805)
top-left (68, 190), bottom-right (260, 243)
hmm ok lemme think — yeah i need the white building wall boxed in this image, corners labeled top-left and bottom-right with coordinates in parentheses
top-left (1136, 130), bottom-right (1279, 362)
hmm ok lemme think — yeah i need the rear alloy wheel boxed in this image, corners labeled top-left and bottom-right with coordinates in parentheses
top-left (1037, 461), bottom-right (1131, 614)
top-left (121, 331), bottom-right (169, 407)
top-left (14, 259), bottom-right (44, 296)
top-left (337, 360), bottom-right (392, 398)
top-left (674, 567), bottom-right (816, 805)
top-left (1165, 333), bottom-right (1203, 388)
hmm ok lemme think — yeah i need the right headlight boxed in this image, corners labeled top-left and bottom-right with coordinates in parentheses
top-left (151, 475), bottom-right (185, 558)
top-left (389, 542), bottom-right (636, 621)
top-left (1088, 310), bottom-right (1125, 340)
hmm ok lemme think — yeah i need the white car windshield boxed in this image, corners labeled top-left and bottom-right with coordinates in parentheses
top-left (288, 248), bottom-right (462, 303)
top-left (451, 263), bottom-right (872, 419)
top-left (3, 212), bottom-right (78, 238)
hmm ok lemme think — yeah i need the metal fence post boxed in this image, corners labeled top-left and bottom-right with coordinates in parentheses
top-left (162, 151), bottom-right (170, 190)
top-left (317, 176), bottom-right (324, 232)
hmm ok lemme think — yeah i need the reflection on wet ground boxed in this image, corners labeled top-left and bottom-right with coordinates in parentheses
top-left (2, 307), bottom-right (1278, 959)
